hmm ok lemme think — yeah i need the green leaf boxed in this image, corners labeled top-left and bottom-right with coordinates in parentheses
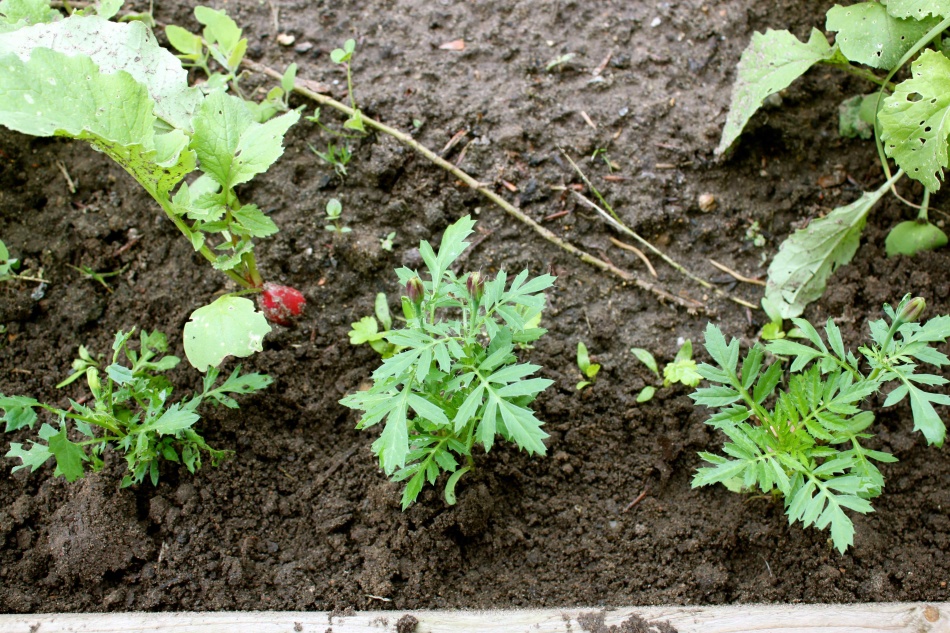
top-left (1, 394), bottom-right (39, 431)
top-left (495, 397), bottom-right (548, 455)
top-left (349, 316), bottom-right (384, 345)
top-left (631, 347), bottom-right (659, 376)
top-left (6, 441), bottom-right (52, 473)
top-left (0, 0), bottom-right (59, 27)
top-left (717, 28), bottom-right (835, 155)
top-left (664, 359), bottom-right (702, 388)
top-left (636, 385), bottom-right (656, 403)
top-left (444, 465), bottom-right (471, 505)
top-left (765, 176), bottom-right (894, 318)
top-left (826, 2), bottom-right (937, 70)
top-left (194, 6), bottom-right (241, 55)
top-left (0, 16), bottom-right (200, 130)
top-left (885, 0), bottom-right (950, 19)
top-left (880, 50), bottom-right (950, 191)
top-left (183, 296), bottom-right (272, 372)
top-left (838, 94), bottom-right (877, 140)
top-left (106, 363), bottom-right (134, 385)
top-left (95, 0), bottom-right (123, 20)
top-left (231, 204), bottom-right (279, 238)
top-left (45, 425), bottom-right (87, 481)
top-left (191, 90), bottom-right (300, 191)
top-left (165, 24), bottom-right (203, 57)
top-left (373, 389), bottom-right (409, 474)
top-left (885, 219), bottom-right (948, 256)
top-left (906, 382), bottom-right (949, 445)
top-left (140, 404), bottom-right (199, 434)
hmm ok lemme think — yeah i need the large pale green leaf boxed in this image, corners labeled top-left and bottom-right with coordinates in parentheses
top-left (879, 50), bottom-right (950, 191)
top-left (885, 0), bottom-right (950, 19)
top-left (183, 296), bottom-right (271, 371)
top-left (191, 90), bottom-right (299, 191)
top-left (0, 48), bottom-right (195, 197)
top-left (0, 15), bottom-right (200, 130)
top-left (0, 0), bottom-right (58, 26)
top-left (765, 177), bottom-right (894, 318)
top-left (717, 29), bottom-right (835, 155)
top-left (827, 2), bottom-right (937, 69)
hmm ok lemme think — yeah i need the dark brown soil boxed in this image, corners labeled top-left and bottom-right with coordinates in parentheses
top-left (1, 0), bottom-right (949, 614)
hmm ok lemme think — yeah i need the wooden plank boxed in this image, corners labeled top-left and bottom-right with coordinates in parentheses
top-left (0, 604), bottom-right (947, 633)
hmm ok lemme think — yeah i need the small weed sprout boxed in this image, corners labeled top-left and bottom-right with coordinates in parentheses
top-left (69, 264), bottom-right (128, 294)
top-left (309, 142), bottom-right (352, 177)
top-left (341, 216), bottom-right (555, 508)
top-left (690, 296), bottom-right (950, 553)
top-left (380, 231), bottom-right (396, 252)
top-left (576, 341), bottom-right (601, 390)
top-left (0, 239), bottom-right (46, 284)
top-left (3, 329), bottom-right (271, 486)
top-left (330, 39), bottom-right (366, 133)
top-left (631, 340), bottom-right (702, 403)
top-left (323, 198), bottom-right (350, 233)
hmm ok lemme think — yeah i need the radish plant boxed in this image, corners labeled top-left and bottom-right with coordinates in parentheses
top-left (0, 2), bottom-right (303, 372)
top-left (718, 3), bottom-right (950, 320)
top-left (3, 329), bottom-right (270, 486)
top-left (691, 296), bottom-right (950, 552)
top-left (341, 217), bottom-right (555, 508)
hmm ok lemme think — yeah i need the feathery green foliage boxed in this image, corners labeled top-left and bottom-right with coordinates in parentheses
top-left (691, 296), bottom-right (950, 552)
top-left (3, 329), bottom-right (271, 486)
top-left (341, 216), bottom-right (555, 508)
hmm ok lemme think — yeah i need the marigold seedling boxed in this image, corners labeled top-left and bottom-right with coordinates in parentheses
top-left (690, 295), bottom-right (950, 553)
top-left (340, 216), bottom-right (555, 508)
top-left (631, 340), bottom-right (701, 403)
top-left (576, 341), bottom-right (600, 390)
top-left (3, 329), bottom-right (271, 486)
top-left (348, 292), bottom-right (403, 358)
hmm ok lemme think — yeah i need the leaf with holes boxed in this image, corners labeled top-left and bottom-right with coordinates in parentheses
top-left (880, 50), bottom-right (950, 191)
top-left (826, 2), bottom-right (937, 70)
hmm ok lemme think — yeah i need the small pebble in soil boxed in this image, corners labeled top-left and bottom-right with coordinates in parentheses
top-left (698, 193), bottom-right (717, 212)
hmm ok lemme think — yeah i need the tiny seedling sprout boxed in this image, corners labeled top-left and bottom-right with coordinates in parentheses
top-left (324, 198), bottom-right (351, 233)
top-left (576, 341), bottom-right (601, 390)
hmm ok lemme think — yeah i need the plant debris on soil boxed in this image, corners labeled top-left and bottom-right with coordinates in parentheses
top-left (1, 0), bottom-right (949, 614)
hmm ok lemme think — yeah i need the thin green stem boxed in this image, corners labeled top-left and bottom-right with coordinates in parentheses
top-left (918, 189), bottom-right (931, 221)
top-left (824, 61), bottom-right (896, 91)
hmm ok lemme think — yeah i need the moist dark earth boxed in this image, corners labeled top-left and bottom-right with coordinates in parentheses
top-left (1, 0), bottom-right (949, 614)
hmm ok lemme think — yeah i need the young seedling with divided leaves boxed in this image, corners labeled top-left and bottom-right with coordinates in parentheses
top-left (348, 292), bottom-right (404, 358)
top-left (631, 339), bottom-right (702, 403)
top-left (691, 296), bottom-right (950, 552)
top-left (340, 216), bottom-right (555, 508)
top-left (0, 2), bottom-right (304, 372)
top-left (719, 2), bottom-right (950, 321)
top-left (575, 341), bottom-right (601, 390)
top-left (3, 329), bottom-right (271, 487)
top-left (0, 238), bottom-right (45, 284)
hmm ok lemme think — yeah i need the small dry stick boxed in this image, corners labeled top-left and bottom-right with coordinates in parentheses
top-left (708, 259), bottom-right (766, 287)
top-left (242, 59), bottom-right (702, 311)
top-left (608, 236), bottom-right (657, 278)
top-left (56, 160), bottom-right (77, 194)
top-left (622, 487), bottom-right (650, 513)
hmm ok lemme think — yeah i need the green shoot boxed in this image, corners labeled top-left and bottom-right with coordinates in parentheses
top-left (380, 231), bottom-right (396, 252)
top-left (309, 142), bottom-right (352, 177)
top-left (691, 296), bottom-right (950, 553)
top-left (68, 264), bottom-right (128, 293)
top-left (576, 341), bottom-right (600, 390)
top-left (631, 340), bottom-right (702, 403)
top-left (3, 329), bottom-right (271, 486)
top-left (324, 198), bottom-right (351, 233)
top-left (330, 39), bottom-right (365, 133)
top-left (340, 216), bottom-right (555, 508)
top-left (348, 292), bottom-right (403, 358)
top-left (0, 239), bottom-right (46, 284)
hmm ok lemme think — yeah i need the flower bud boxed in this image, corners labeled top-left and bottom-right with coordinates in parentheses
top-left (466, 272), bottom-right (484, 302)
top-left (406, 277), bottom-right (425, 305)
top-left (898, 296), bottom-right (926, 323)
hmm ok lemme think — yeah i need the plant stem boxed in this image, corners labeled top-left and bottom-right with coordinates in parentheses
top-left (241, 59), bottom-right (705, 312)
top-left (917, 189), bottom-right (931, 221)
top-left (824, 61), bottom-right (896, 91)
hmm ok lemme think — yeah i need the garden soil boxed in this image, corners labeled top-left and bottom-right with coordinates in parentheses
top-left (1, 0), bottom-right (949, 614)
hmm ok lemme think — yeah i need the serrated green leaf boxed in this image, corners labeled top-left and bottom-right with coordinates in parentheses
top-left (191, 90), bottom-right (299, 191)
top-left (880, 50), bottom-right (950, 191)
top-left (407, 393), bottom-right (450, 427)
top-left (906, 382), bottom-right (948, 445)
top-left (373, 390), bottom-right (409, 474)
top-left (664, 359), bottom-right (702, 388)
top-left (46, 425), bottom-right (87, 481)
top-left (231, 204), bottom-right (279, 238)
top-left (140, 403), bottom-right (199, 434)
top-left (1, 395), bottom-right (39, 432)
top-left (496, 397), bottom-right (548, 455)
top-left (6, 441), bottom-right (52, 473)
top-left (827, 2), bottom-right (937, 70)
top-left (765, 176), bottom-right (894, 318)
top-left (717, 28), bottom-right (835, 154)
top-left (183, 296), bottom-right (271, 371)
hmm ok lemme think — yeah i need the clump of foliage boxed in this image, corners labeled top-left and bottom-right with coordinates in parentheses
top-left (3, 329), bottom-right (271, 487)
top-left (0, 1), bottom-right (303, 372)
top-left (348, 292), bottom-right (404, 358)
top-left (575, 341), bottom-right (601, 390)
top-left (340, 216), bottom-right (555, 508)
top-left (631, 339), bottom-right (702, 403)
top-left (718, 3), bottom-right (950, 320)
top-left (691, 296), bottom-right (950, 552)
